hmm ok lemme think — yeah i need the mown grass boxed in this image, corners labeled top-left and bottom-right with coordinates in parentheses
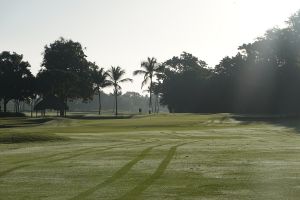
top-left (1, 113), bottom-right (300, 199)
top-left (0, 132), bottom-right (68, 143)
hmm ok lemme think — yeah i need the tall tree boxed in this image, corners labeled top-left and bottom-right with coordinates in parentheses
top-left (133, 57), bottom-right (159, 113)
top-left (37, 37), bottom-right (94, 116)
top-left (91, 63), bottom-right (111, 115)
top-left (152, 82), bottom-right (162, 113)
top-left (153, 64), bottom-right (166, 113)
top-left (107, 66), bottom-right (132, 116)
top-left (0, 51), bottom-right (34, 113)
top-left (160, 52), bottom-right (210, 113)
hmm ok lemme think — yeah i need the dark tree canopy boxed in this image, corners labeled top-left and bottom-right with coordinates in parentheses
top-left (0, 51), bottom-right (34, 112)
top-left (37, 38), bottom-right (94, 115)
top-left (159, 52), bottom-right (211, 113)
top-left (158, 10), bottom-right (300, 114)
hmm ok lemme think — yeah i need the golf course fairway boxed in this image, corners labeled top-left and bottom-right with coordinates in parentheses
top-left (1, 113), bottom-right (300, 199)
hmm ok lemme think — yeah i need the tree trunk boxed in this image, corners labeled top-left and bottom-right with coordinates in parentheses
top-left (3, 98), bottom-right (8, 113)
top-left (157, 95), bottom-right (160, 113)
top-left (30, 100), bottom-right (33, 118)
top-left (64, 98), bottom-right (67, 117)
top-left (15, 100), bottom-right (19, 113)
top-left (154, 94), bottom-right (157, 113)
top-left (149, 79), bottom-right (152, 114)
top-left (115, 90), bottom-right (118, 116)
top-left (14, 100), bottom-right (17, 113)
top-left (98, 90), bottom-right (101, 115)
top-left (59, 97), bottom-right (67, 117)
top-left (154, 95), bottom-right (158, 113)
top-left (60, 109), bottom-right (64, 117)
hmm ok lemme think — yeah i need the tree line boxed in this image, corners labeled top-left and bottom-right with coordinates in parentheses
top-left (152, 10), bottom-right (300, 114)
top-left (67, 92), bottom-right (162, 113)
top-left (0, 38), bottom-right (133, 116)
top-left (3, 91), bottom-right (157, 114)
top-left (1, 10), bottom-right (300, 115)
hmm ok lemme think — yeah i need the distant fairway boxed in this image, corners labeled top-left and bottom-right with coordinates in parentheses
top-left (1, 114), bottom-right (300, 199)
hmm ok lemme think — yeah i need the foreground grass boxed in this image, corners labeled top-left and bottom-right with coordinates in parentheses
top-left (0, 132), bottom-right (68, 143)
top-left (1, 113), bottom-right (300, 199)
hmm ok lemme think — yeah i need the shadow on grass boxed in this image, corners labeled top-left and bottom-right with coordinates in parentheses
top-left (65, 115), bottom-right (136, 120)
top-left (232, 114), bottom-right (300, 133)
top-left (0, 112), bottom-right (26, 117)
top-left (0, 132), bottom-right (69, 143)
top-left (0, 118), bottom-right (53, 129)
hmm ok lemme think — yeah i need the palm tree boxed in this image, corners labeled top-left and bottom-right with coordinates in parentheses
top-left (92, 66), bottom-right (111, 115)
top-left (152, 82), bottom-right (161, 113)
top-left (153, 64), bottom-right (165, 113)
top-left (107, 66), bottom-right (132, 116)
top-left (133, 57), bottom-right (159, 114)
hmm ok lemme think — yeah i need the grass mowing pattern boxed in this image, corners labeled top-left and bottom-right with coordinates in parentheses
top-left (11, 145), bottom-right (96, 165)
top-left (1, 114), bottom-right (300, 199)
top-left (70, 144), bottom-right (159, 200)
top-left (0, 132), bottom-right (68, 143)
top-left (116, 143), bottom-right (190, 200)
top-left (0, 140), bottom-right (156, 178)
top-left (0, 146), bottom-right (99, 178)
top-left (70, 142), bottom-right (174, 200)
top-left (0, 164), bottom-right (30, 177)
top-left (45, 140), bottom-right (155, 163)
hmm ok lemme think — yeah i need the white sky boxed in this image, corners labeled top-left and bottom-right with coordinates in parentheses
top-left (1, 0), bottom-right (300, 93)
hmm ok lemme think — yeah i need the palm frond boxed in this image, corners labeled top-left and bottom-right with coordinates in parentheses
top-left (141, 78), bottom-right (149, 88)
top-left (133, 70), bottom-right (147, 76)
top-left (119, 78), bottom-right (133, 83)
top-left (100, 80), bottom-right (112, 87)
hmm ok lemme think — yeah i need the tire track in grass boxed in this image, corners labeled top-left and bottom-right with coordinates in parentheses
top-left (45, 147), bottom-right (105, 163)
top-left (0, 140), bottom-right (156, 178)
top-left (8, 140), bottom-right (129, 165)
top-left (13, 140), bottom-right (148, 165)
top-left (69, 143), bottom-right (170, 200)
top-left (12, 146), bottom-right (96, 165)
top-left (0, 164), bottom-right (30, 177)
top-left (9, 139), bottom-right (153, 165)
top-left (115, 142), bottom-right (191, 200)
top-left (0, 146), bottom-right (97, 178)
top-left (46, 140), bottom-right (157, 164)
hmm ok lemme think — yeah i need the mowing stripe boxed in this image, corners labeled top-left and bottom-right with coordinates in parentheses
top-left (13, 146), bottom-right (97, 165)
top-left (45, 147), bottom-right (105, 163)
top-left (46, 140), bottom-right (157, 163)
top-left (0, 146), bottom-right (99, 178)
top-left (69, 143), bottom-right (170, 200)
top-left (13, 140), bottom-right (151, 165)
top-left (9, 139), bottom-right (153, 165)
top-left (115, 143), bottom-right (189, 200)
top-left (0, 140), bottom-right (157, 178)
top-left (0, 164), bottom-right (29, 177)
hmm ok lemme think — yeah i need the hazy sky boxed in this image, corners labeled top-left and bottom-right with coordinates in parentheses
top-left (1, 0), bottom-right (300, 93)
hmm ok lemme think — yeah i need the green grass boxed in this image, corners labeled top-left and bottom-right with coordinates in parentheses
top-left (1, 113), bottom-right (300, 199)
top-left (0, 132), bottom-right (68, 143)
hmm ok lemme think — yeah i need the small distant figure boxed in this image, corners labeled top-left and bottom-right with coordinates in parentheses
top-left (138, 108), bottom-right (142, 114)
top-left (149, 110), bottom-right (151, 114)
